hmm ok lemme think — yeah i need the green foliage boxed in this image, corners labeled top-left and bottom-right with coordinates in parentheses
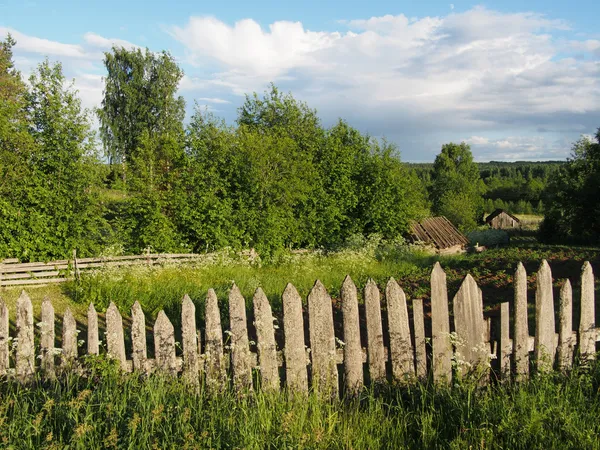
top-left (431, 142), bottom-right (484, 231)
top-left (0, 42), bottom-right (105, 260)
top-left (467, 228), bottom-right (510, 247)
top-left (540, 130), bottom-right (600, 244)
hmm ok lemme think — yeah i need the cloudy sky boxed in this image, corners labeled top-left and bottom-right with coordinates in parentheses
top-left (1, 0), bottom-right (599, 162)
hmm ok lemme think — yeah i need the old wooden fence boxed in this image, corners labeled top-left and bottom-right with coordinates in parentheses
top-left (0, 260), bottom-right (597, 394)
top-left (0, 251), bottom-right (212, 287)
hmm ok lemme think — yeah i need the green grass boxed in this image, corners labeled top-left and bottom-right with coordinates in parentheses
top-left (2, 356), bottom-right (600, 449)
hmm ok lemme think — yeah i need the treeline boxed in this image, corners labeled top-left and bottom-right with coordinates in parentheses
top-left (0, 38), bottom-right (429, 260)
top-left (412, 161), bottom-right (562, 216)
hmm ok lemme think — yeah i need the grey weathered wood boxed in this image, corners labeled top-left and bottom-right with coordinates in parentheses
top-left (558, 280), bottom-right (574, 370)
top-left (453, 274), bottom-right (488, 380)
top-left (229, 284), bottom-right (252, 391)
top-left (0, 300), bottom-right (8, 375)
top-left (106, 302), bottom-right (127, 371)
top-left (62, 308), bottom-right (77, 365)
top-left (308, 280), bottom-right (338, 396)
top-left (182, 295), bottom-right (200, 385)
top-left (513, 262), bottom-right (529, 380)
top-left (579, 262), bottom-right (595, 361)
top-left (365, 279), bottom-right (386, 383)
top-left (40, 298), bottom-right (55, 376)
top-left (87, 303), bottom-right (99, 355)
top-left (431, 262), bottom-right (452, 384)
top-left (204, 288), bottom-right (226, 390)
top-left (341, 275), bottom-right (363, 394)
top-left (253, 288), bottom-right (279, 392)
top-left (413, 299), bottom-right (427, 379)
top-left (499, 302), bottom-right (511, 377)
top-left (154, 310), bottom-right (176, 375)
top-left (16, 291), bottom-right (34, 380)
top-left (282, 283), bottom-right (308, 393)
top-left (534, 260), bottom-right (556, 372)
top-left (131, 301), bottom-right (147, 372)
top-left (386, 278), bottom-right (414, 381)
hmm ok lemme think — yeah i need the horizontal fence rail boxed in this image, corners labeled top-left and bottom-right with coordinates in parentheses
top-left (0, 260), bottom-right (597, 395)
top-left (0, 251), bottom-right (229, 287)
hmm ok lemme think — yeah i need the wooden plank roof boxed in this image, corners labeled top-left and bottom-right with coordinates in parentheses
top-left (409, 216), bottom-right (469, 249)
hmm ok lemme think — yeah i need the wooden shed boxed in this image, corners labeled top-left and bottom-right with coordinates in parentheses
top-left (409, 216), bottom-right (469, 255)
top-left (485, 209), bottom-right (521, 230)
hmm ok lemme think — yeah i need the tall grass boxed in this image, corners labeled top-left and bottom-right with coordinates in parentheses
top-left (2, 356), bottom-right (600, 449)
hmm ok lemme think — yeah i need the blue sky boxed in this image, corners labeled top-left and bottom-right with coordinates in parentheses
top-left (1, 0), bottom-right (599, 161)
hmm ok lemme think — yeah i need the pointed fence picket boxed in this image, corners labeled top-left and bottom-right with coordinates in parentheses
top-left (0, 260), bottom-right (598, 396)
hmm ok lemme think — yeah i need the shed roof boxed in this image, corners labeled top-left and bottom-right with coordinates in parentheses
top-left (484, 209), bottom-right (520, 224)
top-left (409, 216), bottom-right (469, 249)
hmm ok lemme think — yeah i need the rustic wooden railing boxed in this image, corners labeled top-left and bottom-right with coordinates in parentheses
top-left (0, 251), bottom-right (208, 287)
top-left (0, 260), bottom-right (596, 395)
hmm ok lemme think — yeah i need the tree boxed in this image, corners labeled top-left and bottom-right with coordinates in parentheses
top-left (540, 130), bottom-right (600, 243)
top-left (431, 142), bottom-right (484, 231)
top-left (97, 46), bottom-right (185, 185)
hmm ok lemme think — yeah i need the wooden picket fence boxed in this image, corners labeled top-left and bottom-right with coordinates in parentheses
top-left (0, 260), bottom-right (597, 394)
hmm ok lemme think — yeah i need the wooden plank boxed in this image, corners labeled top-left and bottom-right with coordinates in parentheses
top-left (386, 278), bottom-right (414, 381)
top-left (2, 271), bottom-right (61, 280)
top-left (253, 288), bottom-right (279, 392)
top-left (308, 280), bottom-right (338, 396)
top-left (131, 301), bottom-right (147, 372)
top-left (534, 260), bottom-right (556, 372)
top-left (16, 291), bottom-right (35, 380)
top-left (182, 295), bottom-right (200, 385)
top-left (365, 279), bottom-right (386, 383)
top-left (40, 298), bottom-right (55, 377)
top-left (282, 283), bottom-right (308, 393)
top-left (229, 284), bottom-right (252, 391)
top-left (413, 299), bottom-right (427, 379)
top-left (2, 264), bottom-right (69, 273)
top-left (513, 262), bottom-right (529, 380)
top-left (340, 275), bottom-right (363, 394)
top-left (431, 262), bottom-right (452, 384)
top-left (579, 262), bottom-right (595, 362)
top-left (106, 302), bottom-right (127, 371)
top-left (2, 259), bottom-right (69, 270)
top-left (1, 258), bottom-right (20, 264)
top-left (62, 308), bottom-right (78, 366)
top-left (558, 280), bottom-right (574, 371)
top-left (453, 275), bottom-right (488, 382)
top-left (0, 278), bottom-right (69, 286)
top-left (499, 302), bottom-right (511, 378)
top-left (204, 288), bottom-right (226, 391)
top-left (0, 300), bottom-right (8, 375)
top-left (154, 310), bottom-right (177, 375)
top-left (87, 303), bottom-right (99, 356)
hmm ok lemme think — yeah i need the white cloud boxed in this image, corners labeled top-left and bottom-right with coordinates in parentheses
top-left (0, 27), bottom-right (88, 58)
top-left (83, 32), bottom-right (140, 51)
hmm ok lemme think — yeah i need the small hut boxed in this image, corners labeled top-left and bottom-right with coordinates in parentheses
top-left (485, 209), bottom-right (521, 230)
top-left (409, 216), bottom-right (469, 255)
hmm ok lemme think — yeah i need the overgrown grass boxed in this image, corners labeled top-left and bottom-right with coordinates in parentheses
top-left (2, 356), bottom-right (600, 449)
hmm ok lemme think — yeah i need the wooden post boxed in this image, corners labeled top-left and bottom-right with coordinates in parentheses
top-left (16, 291), bottom-right (35, 381)
top-left (413, 299), bottom-right (427, 380)
top-left (62, 308), bottom-right (78, 367)
top-left (87, 303), bottom-right (99, 356)
top-left (558, 280), bottom-right (574, 371)
top-left (154, 310), bottom-right (177, 375)
top-left (106, 303), bottom-right (127, 371)
top-left (131, 301), bottom-right (147, 372)
top-left (229, 284), bottom-right (252, 392)
top-left (499, 302), bottom-right (511, 378)
top-left (204, 289), bottom-right (226, 391)
top-left (341, 276), bottom-right (363, 395)
top-left (72, 249), bottom-right (80, 281)
top-left (386, 278), bottom-right (415, 381)
top-left (282, 283), bottom-right (308, 393)
top-left (513, 262), bottom-right (529, 380)
top-left (365, 279), bottom-right (386, 383)
top-left (308, 280), bottom-right (338, 397)
top-left (182, 295), bottom-right (200, 385)
top-left (431, 263), bottom-right (452, 384)
top-left (0, 300), bottom-right (8, 375)
top-left (534, 260), bottom-right (556, 372)
top-left (253, 288), bottom-right (279, 392)
top-left (41, 298), bottom-right (56, 377)
top-left (579, 262), bottom-right (595, 362)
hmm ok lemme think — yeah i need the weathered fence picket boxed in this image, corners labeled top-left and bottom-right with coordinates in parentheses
top-left (308, 280), bottom-right (338, 396)
top-left (0, 260), bottom-right (598, 396)
top-left (282, 283), bottom-right (308, 393)
top-left (341, 276), bottom-right (362, 394)
top-left (386, 278), bottom-right (414, 381)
